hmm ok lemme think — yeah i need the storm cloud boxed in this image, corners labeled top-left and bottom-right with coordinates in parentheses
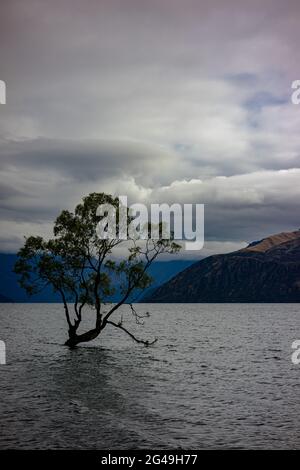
top-left (0, 0), bottom-right (300, 254)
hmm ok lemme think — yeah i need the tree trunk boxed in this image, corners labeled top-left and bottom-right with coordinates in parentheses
top-left (64, 315), bottom-right (102, 348)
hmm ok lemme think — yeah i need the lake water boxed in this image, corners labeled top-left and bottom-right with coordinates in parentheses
top-left (0, 303), bottom-right (299, 449)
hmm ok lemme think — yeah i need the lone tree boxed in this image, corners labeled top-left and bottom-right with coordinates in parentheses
top-left (14, 193), bottom-right (180, 348)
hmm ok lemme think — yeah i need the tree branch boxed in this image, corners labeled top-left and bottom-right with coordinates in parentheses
top-left (106, 320), bottom-right (157, 346)
top-left (103, 250), bottom-right (159, 323)
top-left (129, 303), bottom-right (150, 325)
top-left (57, 287), bottom-right (73, 329)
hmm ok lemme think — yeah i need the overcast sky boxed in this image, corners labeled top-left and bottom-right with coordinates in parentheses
top-left (0, 0), bottom-right (300, 257)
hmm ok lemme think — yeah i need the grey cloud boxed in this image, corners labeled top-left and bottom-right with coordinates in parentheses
top-left (0, 138), bottom-right (182, 185)
top-left (0, 0), bottom-right (300, 252)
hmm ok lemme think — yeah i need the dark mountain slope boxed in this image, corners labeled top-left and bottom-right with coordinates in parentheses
top-left (144, 230), bottom-right (300, 303)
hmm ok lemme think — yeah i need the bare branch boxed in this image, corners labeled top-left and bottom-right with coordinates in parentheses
top-left (129, 303), bottom-right (150, 325)
top-left (106, 320), bottom-right (157, 346)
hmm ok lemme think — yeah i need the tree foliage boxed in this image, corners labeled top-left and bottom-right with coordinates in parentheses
top-left (14, 193), bottom-right (180, 347)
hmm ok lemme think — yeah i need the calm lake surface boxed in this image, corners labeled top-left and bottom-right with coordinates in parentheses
top-left (0, 303), bottom-right (299, 449)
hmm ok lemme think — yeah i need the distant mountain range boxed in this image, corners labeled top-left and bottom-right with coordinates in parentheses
top-left (3, 230), bottom-right (300, 303)
top-left (0, 293), bottom-right (13, 302)
top-left (0, 253), bottom-right (194, 302)
top-left (143, 230), bottom-right (300, 303)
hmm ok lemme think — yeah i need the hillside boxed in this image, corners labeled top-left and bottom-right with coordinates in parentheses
top-left (144, 230), bottom-right (300, 303)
